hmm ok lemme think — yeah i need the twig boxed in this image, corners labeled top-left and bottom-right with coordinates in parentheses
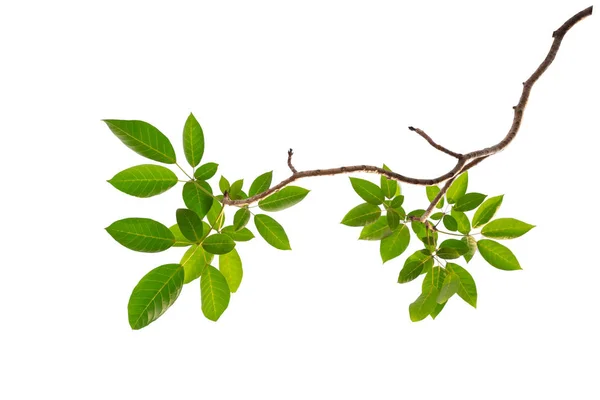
top-left (287, 148), bottom-right (297, 174)
top-left (408, 126), bottom-right (462, 159)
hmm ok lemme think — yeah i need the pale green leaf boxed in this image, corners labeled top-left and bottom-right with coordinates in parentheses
top-left (202, 234), bottom-right (236, 255)
top-left (207, 196), bottom-right (225, 230)
top-left (380, 224), bottom-right (410, 263)
top-left (350, 177), bottom-right (384, 205)
top-left (341, 203), bottom-right (381, 227)
top-left (221, 226), bottom-right (255, 242)
top-left (380, 164), bottom-right (398, 199)
top-left (254, 214), bottom-right (291, 250)
top-left (108, 164), bottom-right (177, 198)
top-left (462, 235), bottom-right (477, 263)
top-left (437, 272), bottom-right (460, 303)
top-left (451, 209), bottom-right (471, 235)
top-left (219, 176), bottom-right (230, 194)
top-left (181, 244), bottom-right (214, 284)
top-left (398, 250), bottom-right (433, 283)
top-left (169, 224), bottom-right (194, 247)
top-left (194, 162), bottom-right (218, 180)
top-left (219, 248), bottom-right (243, 292)
top-left (446, 263), bottom-right (477, 307)
top-left (472, 195), bottom-right (504, 228)
top-left (200, 265), bottom-right (230, 321)
top-left (453, 193), bottom-right (487, 212)
top-left (446, 172), bottom-right (468, 204)
top-left (477, 239), bottom-right (521, 271)
top-left (481, 218), bottom-right (535, 239)
top-left (249, 171), bottom-right (273, 197)
top-left (258, 186), bottom-right (310, 212)
top-left (409, 267), bottom-right (445, 322)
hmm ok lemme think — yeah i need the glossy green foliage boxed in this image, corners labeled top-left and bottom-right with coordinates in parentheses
top-left (258, 186), bottom-right (309, 212)
top-left (219, 176), bottom-right (230, 194)
top-left (228, 179), bottom-right (244, 200)
top-left (170, 224), bottom-right (194, 247)
top-left (380, 224), bottom-right (410, 263)
top-left (453, 193), bottom-right (487, 212)
top-left (437, 239), bottom-right (469, 260)
top-left (462, 236), bottom-right (477, 263)
top-left (437, 272), bottom-right (460, 304)
top-left (446, 172), bottom-right (468, 204)
top-left (183, 181), bottom-right (213, 219)
top-left (481, 218), bottom-right (535, 239)
top-left (442, 215), bottom-right (458, 231)
top-left (219, 248), bottom-right (243, 293)
top-left (472, 195), bottom-right (503, 228)
top-left (203, 234), bottom-right (236, 255)
top-left (194, 162), bottom-right (218, 180)
top-left (104, 119), bottom-right (176, 164)
top-left (477, 240), bottom-right (521, 270)
top-left (398, 250), bottom-right (433, 283)
top-left (128, 264), bottom-right (184, 329)
top-left (183, 113), bottom-right (204, 167)
top-left (380, 164), bottom-right (398, 199)
top-left (181, 245), bottom-right (214, 284)
top-left (249, 171), bottom-right (273, 197)
top-left (451, 209), bottom-right (471, 234)
top-left (176, 208), bottom-right (204, 242)
top-left (200, 266), bottom-right (230, 321)
top-left (409, 267), bottom-right (446, 322)
top-left (233, 208), bottom-right (251, 231)
top-left (222, 226), bottom-right (255, 242)
top-left (350, 177), bottom-right (384, 205)
top-left (359, 217), bottom-right (391, 240)
top-left (446, 263), bottom-right (477, 308)
top-left (254, 214), bottom-right (291, 250)
top-left (341, 203), bottom-right (381, 227)
top-left (426, 185), bottom-right (444, 209)
top-left (106, 218), bottom-right (174, 252)
top-left (108, 164), bottom-right (178, 198)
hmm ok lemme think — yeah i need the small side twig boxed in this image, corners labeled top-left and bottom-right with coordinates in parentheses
top-left (287, 148), bottom-right (297, 174)
top-left (408, 126), bottom-right (462, 159)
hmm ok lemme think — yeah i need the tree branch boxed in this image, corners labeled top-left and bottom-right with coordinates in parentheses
top-left (222, 6), bottom-right (592, 219)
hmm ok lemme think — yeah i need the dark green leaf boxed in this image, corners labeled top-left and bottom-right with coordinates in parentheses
top-left (443, 215), bottom-right (458, 231)
top-left (446, 172), bottom-right (468, 204)
top-left (350, 177), bottom-right (384, 205)
top-left (453, 193), bottom-right (487, 212)
top-left (431, 302), bottom-right (446, 319)
top-left (128, 264), bottom-right (184, 329)
top-left (233, 208), bottom-right (251, 231)
top-left (108, 164), bottom-right (177, 198)
top-left (183, 113), bottom-right (204, 168)
top-left (169, 224), bottom-right (194, 247)
top-left (437, 239), bottom-right (469, 259)
top-left (207, 197), bottom-right (225, 230)
top-left (358, 217), bottom-right (392, 241)
top-left (387, 209), bottom-right (401, 230)
top-left (380, 224), bottom-right (410, 263)
top-left (254, 214), bottom-right (291, 250)
top-left (228, 179), bottom-right (244, 200)
top-left (481, 218), bottom-right (535, 239)
top-left (426, 185), bottom-right (444, 209)
top-left (200, 265), bottom-right (230, 321)
top-left (106, 218), bottom-right (174, 252)
top-left (341, 203), bottom-right (381, 227)
top-left (202, 234), bottom-right (235, 255)
top-left (249, 171), bottom-right (273, 197)
top-left (182, 181), bottom-right (213, 219)
top-left (437, 272), bottom-right (460, 303)
top-left (176, 208), bottom-right (204, 242)
top-left (219, 176), bottom-right (230, 194)
top-left (409, 267), bottom-right (445, 322)
top-left (221, 226), bottom-right (255, 242)
top-left (103, 119), bottom-right (176, 164)
top-left (398, 250), bottom-right (433, 283)
top-left (194, 162), bottom-right (218, 180)
top-left (258, 186), bottom-right (310, 212)
top-left (181, 244), bottom-right (213, 284)
top-left (451, 209), bottom-right (471, 235)
top-left (390, 195), bottom-right (404, 209)
top-left (472, 195), bottom-right (504, 228)
top-left (219, 248), bottom-right (243, 293)
top-left (462, 235), bottom-right (477, 263)
top-left (446, 263), bottom-right (477, 308)
top-left (477, 239), bottom-right (521, 270)
top-left (380, 164), bottom-right (398, 199)
top-left (430, 212), bottom-right (444, 221)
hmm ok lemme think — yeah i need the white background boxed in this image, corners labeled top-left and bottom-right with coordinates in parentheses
top-left (1, 1), bottom-right (598, 399)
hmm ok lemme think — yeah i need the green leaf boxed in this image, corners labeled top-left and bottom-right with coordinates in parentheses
top-left (202, 234), bottom-right (236, 255)
top-left (481, 218), bottom-right (535, 239)
top-left (200, 265), bottom-right (230, 321)
top-left (472, 195), bottom-right (504, 228)
top-left (462, 235), bottom-right (477, 263)
top-left (128, 264), bottom-right (184, 329)
top-left (380, 224), bottom-right (410, 263)
top-left (219, 176), bottom-right (230, 194)
top-left (380, 164), bottom-right (398, 199)
top-left (258, 186), bottom-right (310, 212)
top-left (437, 272), bottom-right (460, 304)
top-left (426, 185), bottom-right (444, 209)
top-left (181, 244), bottom-right (214, 284)
top-left (411, 221), bottom-right (438, 251)
top-left (431, 302), bottom-right (446, 319)
top-left (443, 215), bottom-right (458, 231)
top-left (429, 212), bottom-right (444, 221)
top-left (453, 193), bottom-right (487, 212)
top-left (194, 162), bottom-right (218, 180)
top-left (446, 172), bottom-right (468, 204)
top-left (477, 240), bottom-right (521, 271)
top-left (176, 208), bottom-right (204, 242)
top-left (183, 113), bottom-right (204, 168)
top-left (341, 203), bottom-right (381, 227)
top-left (409, 267), bottom-right (445, 322)
top-left (350, 177), bottom-right (384, 205)
top-left (436, 239), bottom-right (469, 259)
top-left (451, 209), bottom-right (471, 235)
top-left (390, 195), bottom-right (404, 209)
top-left (254, 214), bottom-right (291, 250)
top-left (228, 179), bottom-right (244, 200)
top-left (169, 224), bottom-right (194, 247)
top-left (249, 171), bottom-right (273, 197)
top-left (103, 119), bottom-right (177, 164)
top-left (233, 208), bottom-right (251, 231)
top-left (106, 218), bottom-right (174, 252)
top-left (219, 248), bottom-right (243, 293)
top-left (446, 263), bottom-right (477, 308)
top-left (398, 250), bottom-right (433, 283)
top-left (387, 209), bottom-right (401, 230)
top-left (222, 226), bottom-right (255, 242)
top-left (108, 164), bottom-right (177, 198)
top-left (407, 209), bottom-right (425, 218)
top-left (207, 196), bottom-right (225, 230)
top-left (359, 217), bottom-right (392, 241)
top-left (182, 181), bottom-right (213, 219)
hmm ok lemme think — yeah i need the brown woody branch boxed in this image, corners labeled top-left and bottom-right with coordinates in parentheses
top-left (222, 6), bottom-right (592, 222)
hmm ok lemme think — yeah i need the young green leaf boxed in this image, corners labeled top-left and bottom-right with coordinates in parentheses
top-left (411, 221), bottom-right (438, 251)
top-left (200, 265), bottom-right (230, 322)
top-left (446, 172), bottom-right (468, 204)
top-left (409, 267), bottom-right (445, 322)
top-left (430, 212), bottom-right (444, 221)
top-left (462, 235), bottom-right (477, 263)
top-left (194, 162), bottom-right (218, 180)
top-left (390, 195), bottom-right (404, 209)
top-left (233, 208), bottom-right (251, 231)
top-left (350, 177), bottom-right (384, 205)
top-left (108, 164), bottom-right (178, 198)
top-left (176, 208), bottom-right (204, 242)
top-left (219, 248), bottom-right (243, 293)
top-left (446, 263), bottom-right (477, 308)
top-left (222, 226), bottom-right (255, 242)
top-left (258, 186), bottom-right (310, 212)
top-left (443, 215), bottom-right (458, 231)
top-left (398, 250), bottom-right (433, 283)
top-left (219, 176), bottom-right (230, 194)
top-left (228, 179), bottom-right (244, 200)
top-left (182, 181), bottom-right (213, 219)
top-left (472, 195), bottom-right (504, 228)
top-left (202, 234), bottom-right (236, 255)
top-left (254, 214), bottom-right (291, 250)
top-left (207, 197), bottom-right (225, 230)
top-left (249, 171), bottom-right (273, 197)
top-left (103, 119), bottom-right (176, 164)
top-left (181, 244), bottom-right (214, 284)
top-left (169, 224), bottom-right (194, 247)
top-left (437, 272), bottom-right (460, 303)
top-left (387, 209), bottom-right (401, 230)
top-left (481, 218), bottom-right (535, 239)
top-left (451, 209), bottom-right (471, 234)
top-left (426, 185), bottom-right (444, 209)
top-left (477, 239), bottom-right (521, 270)
top-left (380, 224), bottom-right (410, 263)
top-left (436, 239), bottom-right (469, 259)
top-left (183, 113), bottom-right (204, 168)
top-left (430, 302), bottom-right (446, 319)
top-left (341, 203), bottom-right (381, 227)
top-left (106, 218), bottom-right (174, 252)
top-left (359, 217), bottom-right (392, 241)
top-left (128, 264), bottom-right (184, 330)
top-left (453, 193), bottom-right (487, 212)
top-left (380, 164), bottom-right (398, 199)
